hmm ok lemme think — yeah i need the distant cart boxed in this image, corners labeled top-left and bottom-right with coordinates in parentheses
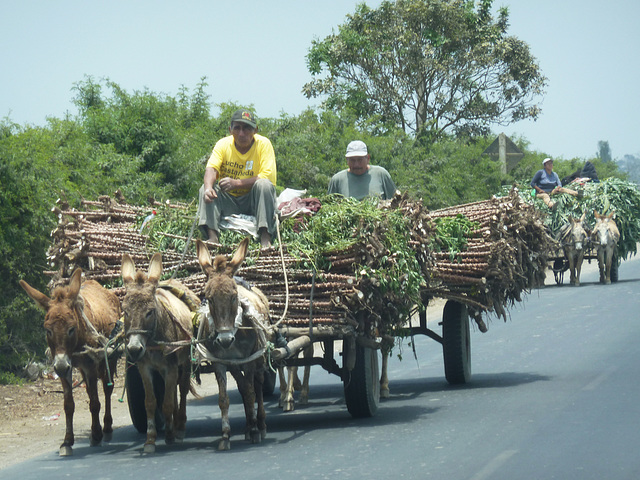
top-left (546, 238), bottom-right (619, 285)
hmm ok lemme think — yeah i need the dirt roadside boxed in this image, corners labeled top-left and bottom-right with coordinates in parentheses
top-left (0, 357), bottom-right (220, 470)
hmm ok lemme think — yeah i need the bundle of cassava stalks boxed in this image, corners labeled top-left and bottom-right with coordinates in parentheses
top-left (44, 187), bottom-right (554, 340)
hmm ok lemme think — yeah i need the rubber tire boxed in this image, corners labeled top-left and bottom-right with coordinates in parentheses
top-left (125, 364), bottom-right (166, 433)
top-left (262, 368), bottom-right (277, 397)
top-left (442, 300), bottom-right (471, 385)
top-left (343, 339), bottom-right (380, 418)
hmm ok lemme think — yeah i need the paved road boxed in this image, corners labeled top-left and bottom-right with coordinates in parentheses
top-left (4, 256), bottom-right (640, 480)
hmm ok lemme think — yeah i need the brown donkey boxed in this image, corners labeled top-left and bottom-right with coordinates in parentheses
top-left (19, 269), bottom-right (120, 456)
top-left (121, 253), bottom-right (199, 454)
top-left (195, 238), bottom-right (270, 450)
top-left (592, 211), bottom-right (620, 284)
top-left (561, 213), bottom-right (589, 286)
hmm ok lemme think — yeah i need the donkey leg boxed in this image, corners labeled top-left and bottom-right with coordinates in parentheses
top-left (566, 252), bottom-right (576, 285)
top-left (230, 368), bottom-right (257, 442)
top-left (235, 367), bottom-right (260, 444)
top-left (254, 365), bottom-right (267, 440)
top-left (215, 370), bottom-right (231, 451)
top-left (605, 250), bottom-right (613, 284)
top-left (101, 359), bottom-right (116, 442)
top-left (162, 367), bottom-right (178, 445)
top-left (575, 252), bottom-right (584, 287)
top-left (299, 346), bottom-right (312, 405)
top-left (282, 366), bottom-right (297, 412)
top-left (597, 250), bottom-right (606, 283)
top-left (175, 365), bottom-right (190, 441)
top-left (277, 366), bottom-right (287, 408)
top-left (60, 377), bottom-right (75, 456)
top-left (84, 373), bottom-right (104, 447)
top-left (139, 368), bottom-right (158, 454)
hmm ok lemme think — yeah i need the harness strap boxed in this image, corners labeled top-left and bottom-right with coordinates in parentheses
top-left (77, 294), bottom-right (109, 348)
top-left (195, 343), bottom-right (266, 366)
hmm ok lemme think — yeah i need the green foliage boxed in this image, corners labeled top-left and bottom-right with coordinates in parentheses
top-left (280, 195), bottom-right (425, 310)
top-left (430, 214), bottom-right (479, 260)
top-left (304, 0), bottom-right (547, 139)
top-left (72, 76), bottom-right (216, 200)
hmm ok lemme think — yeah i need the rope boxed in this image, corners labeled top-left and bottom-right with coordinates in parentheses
top-left (264, 341), bottom-right (277, 373)
top-left (194, 342), bottom-right (267, 366)
top-left (270, 216), bottom-right (290, 329)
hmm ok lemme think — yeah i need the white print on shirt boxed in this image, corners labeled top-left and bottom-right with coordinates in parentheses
top-left (245, 161), bottom-right (254, 171)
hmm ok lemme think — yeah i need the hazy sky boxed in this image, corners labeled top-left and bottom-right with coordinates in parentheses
top-left (2, 0), bottom-right (638, 160)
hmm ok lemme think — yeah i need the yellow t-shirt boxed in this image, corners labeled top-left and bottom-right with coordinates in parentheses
top-left (205, 134), bottom-right (277, 196)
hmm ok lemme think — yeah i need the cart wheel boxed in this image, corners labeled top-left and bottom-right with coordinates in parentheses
top-left (442, 300), bottom-right (471, 385)
top-left (125, 364), bottom-right (166, 433)
top-left (552, 258), bottom-right (566, 285)
top-left (610, 252), bottom-right (619, 283)
top-left (262, 368), bottom-right (277, 397)
top-left (343, 339), bottom-right (380, 418)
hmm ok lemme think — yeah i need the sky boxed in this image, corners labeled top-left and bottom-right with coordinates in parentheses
top-left (1, 0), bottom-right (638, 160)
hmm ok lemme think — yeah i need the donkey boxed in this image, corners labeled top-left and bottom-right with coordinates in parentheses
top-left (592, 211), bottom-right (620, 284)
top-left (19, 268), bottom-right (120, 456)
top-left (121, 253), bottom-right (198, 454)
top-left (195, 238), bottom-right (270, 450)
top-left (560, 213), bottom-right (589, 286)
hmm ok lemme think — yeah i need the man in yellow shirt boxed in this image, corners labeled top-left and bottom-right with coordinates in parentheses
top-left (199, 109), bottom-right (277, 248)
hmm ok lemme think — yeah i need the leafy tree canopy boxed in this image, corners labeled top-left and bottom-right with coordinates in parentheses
top-left (303, 0), bottom-right (547, 140)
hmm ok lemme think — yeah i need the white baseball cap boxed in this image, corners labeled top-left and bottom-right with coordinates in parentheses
top-left (542, 157), bottom-right (553, 165)
top-left (345, 140), bottom-right (368, 157)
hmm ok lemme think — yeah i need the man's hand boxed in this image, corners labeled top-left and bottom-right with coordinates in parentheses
top-left (218, 177), bottom-right (237, 192)
top-left (203, 187), bottom-right (217, 203)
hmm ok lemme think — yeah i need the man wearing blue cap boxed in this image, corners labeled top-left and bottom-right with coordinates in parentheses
top-left (327, 140), bottom-right (396, 200)
top-left (199, 109), bottom-right (277, 248)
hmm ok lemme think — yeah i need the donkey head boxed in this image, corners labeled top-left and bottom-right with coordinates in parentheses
top-left (196, 238), bottom-right (250, 349)
top-left (593, 211), bottom-right (620, 247)
top-left (121, 253), bottom-right (162, 362)
top-left (569, 212), bottom-right (588, 251)
top-left (19, 268), bottom-right (85, 383)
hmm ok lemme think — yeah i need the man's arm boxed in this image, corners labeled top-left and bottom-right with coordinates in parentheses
top-left (218, 175), bottom-right (259, 192)
top-left (531, 171), bottom-right (544, 192)
top-left (203, 167), bottom-right (219, 202)
top-left (381, 170), bottom-right (397, 199)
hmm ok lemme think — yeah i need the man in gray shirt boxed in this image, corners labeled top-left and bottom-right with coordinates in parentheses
top-left (327, 140), bottom-right (396, 200)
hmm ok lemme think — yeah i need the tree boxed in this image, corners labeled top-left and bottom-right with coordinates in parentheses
top-left (597, 140), bottom-right (612, 163)
top-left (303, 0), bottom-right (547, 140)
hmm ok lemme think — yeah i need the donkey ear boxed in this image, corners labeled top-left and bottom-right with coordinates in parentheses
top-left (19, 279), bottom-right (51, 312)
top-left (195, 239), bottom-right (214, 275)
top-left (228, 237), bottom-right (250, 275)
top-left (121, 254), bottom-right (136, 283)
top-left (68, 268), bottom-right (83, 297)
top-left (579, 212), bottom-right (586, 223)
top-left (148, 253), bottom-right (163, 283)
top-left (594, 210), bottom-right (602, 220)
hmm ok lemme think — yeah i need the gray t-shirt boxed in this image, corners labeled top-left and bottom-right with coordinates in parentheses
top-left (327, 165), bottom-right (396, 200)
